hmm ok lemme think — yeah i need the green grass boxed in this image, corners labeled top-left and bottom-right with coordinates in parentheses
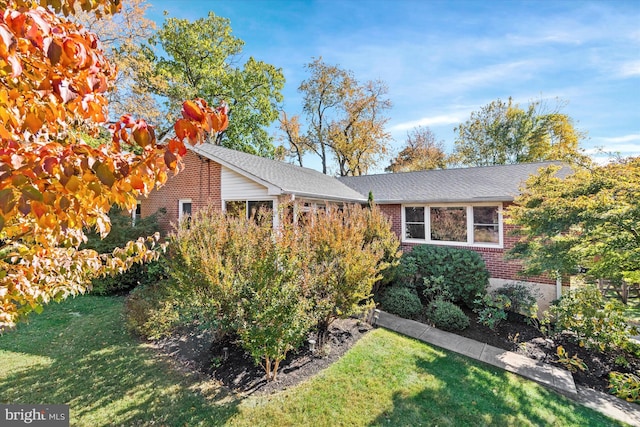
top-left (0, 296), bottom-right (627, 426)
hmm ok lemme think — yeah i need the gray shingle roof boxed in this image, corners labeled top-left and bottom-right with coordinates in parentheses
top-left (338, 161), bottom-right (571, 203)
top-left (189, 144), bottom-right (367, 201)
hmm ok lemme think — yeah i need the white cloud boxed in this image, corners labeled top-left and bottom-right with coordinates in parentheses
top-left (586, 134), bottom-right (640, 158)
top-left (617, 61), bottom-right (640, 78)
top-left (390, 113), bottom-right (465, 132)
top-left (598, 134), bottom-right (640, 144)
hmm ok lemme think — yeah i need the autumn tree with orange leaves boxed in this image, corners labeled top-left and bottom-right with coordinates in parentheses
top-left (0, 0), bottom-right (228, 329)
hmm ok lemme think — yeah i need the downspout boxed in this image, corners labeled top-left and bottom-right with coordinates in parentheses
top-left (555, 272), bottom-right (562, 300)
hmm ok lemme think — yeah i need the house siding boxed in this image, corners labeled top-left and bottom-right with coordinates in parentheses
top-left (140, 151), bottom-right (222, 235)
top-left (221, 167), bottom-right (271, 199)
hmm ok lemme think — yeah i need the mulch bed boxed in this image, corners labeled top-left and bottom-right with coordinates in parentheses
top-left (451, 308), bottom-right (640, 393)
top-left (150, 308), bottom-right (640, 397)
top-left (151, 318), bottom-right (373, 395)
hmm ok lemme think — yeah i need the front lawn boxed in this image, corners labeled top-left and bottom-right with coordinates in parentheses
top-left (0, 296), bottom-right (625, 426)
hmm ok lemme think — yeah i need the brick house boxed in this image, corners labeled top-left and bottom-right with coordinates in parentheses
top-left (140, 143), bottom-right (570, 311)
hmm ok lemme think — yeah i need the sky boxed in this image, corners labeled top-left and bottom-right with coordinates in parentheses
top-left (146, 0), bottom-right (640, 172)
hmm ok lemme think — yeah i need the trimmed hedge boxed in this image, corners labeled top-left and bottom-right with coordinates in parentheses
top-left (398, 245), bottom-right (489, 307)
top-left (427, 299), bottom-right (469, 331)
top-left (380, 286), bottom-right (422, 319)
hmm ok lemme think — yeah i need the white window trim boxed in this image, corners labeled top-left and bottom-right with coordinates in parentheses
top-left (178, 199), bottom-right (192, 222)
top-left (223, 198), bottom-right (278, 227)
top-left (401, 202), bottom-right (503, 248)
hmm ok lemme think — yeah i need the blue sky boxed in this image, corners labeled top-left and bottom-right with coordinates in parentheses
top-left (147, 0), bottom-right (640, 172)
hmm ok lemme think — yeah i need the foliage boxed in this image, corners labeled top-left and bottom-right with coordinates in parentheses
top-left (507, 158), bottom-right (640, 286)
top-left (397, 245), bottom-right (489, 307)
top-left (427, 298), bottom-right (469, 331)
top-left (166, 202), bottom-right (397, 380)
top-left (72, 0), bottom-right (162, 126)
top-left (123, 279), bottom-right (180, 339)
top-left (234, 219), bottom-right (315, 381)
top-left (0, 0), bottom-right (229, 329)
top-left (473, 293), bottom-right (510, 330)
top-left (608, 371), bottom-right (640, 403)
top-left (138, 12), bottom-right (284, 156)
top-left (556, 345), bottom-right (588, 373)
top-left (363, 201), bottom-right (401, 293)
top-left (169, 207), bottom-right (312, 380)
top-left (547, 285), bottom-right (637, 351)
top-left (452, 97), bottom-right (585, 167)
top-left (280, 57), bottom-right (392, 176)
top-left (379, 286), bottom-right (422, 319)
top-left (304, 204), bottom-right (396, 343)
top-left (422, 275), bottom-right (452, 302)
top-left (493, 282), bottom-right (539, 318)
top-left (83, 208), bottom-right (165, 294)
top-left (386, 126), bottom-right (447, 172)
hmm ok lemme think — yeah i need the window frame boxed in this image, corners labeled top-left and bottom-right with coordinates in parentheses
top-left (401, 203), bottom-right (503, 248)
top-left (178, 199), bottom-right (192, 222)
top-left (223, 199), bottom-right (277, 227)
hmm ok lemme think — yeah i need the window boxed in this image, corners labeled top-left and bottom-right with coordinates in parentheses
top-left (404, 206), bottom-right (425, 239)
top-left (224, 200), bottom-right (273, 224)
top-left (131, 201), bottom-right (141, 226)
top-left (403, 204), bottom-right (502, 247)
top-left (473, 206), bottom-right (499, 244)
top-left (225, 200), bottom-right (246, 218)
top-left (430, 207), bottom-right (467, 242)
top-left (178, 199), bottom-right (192, 222)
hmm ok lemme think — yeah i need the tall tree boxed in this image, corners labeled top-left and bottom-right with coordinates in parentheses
top-left (280, 58), bottom-right (391, 176)
top-left (0, 0), bottom-right (228, 329)
top-left (71, 0), bottom-right (163, 126)
top-left (507, 157), bottom-right (640, 285)
top-left (138, 12), bottom-right (285, 157)
top-left (452, 97), bottom-right (585, 166)
top-left (386, 126), bottom-right (447, 172)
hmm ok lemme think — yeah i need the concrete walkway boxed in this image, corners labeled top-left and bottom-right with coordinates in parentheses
top-left (374, 310), bottom-right (640, 426)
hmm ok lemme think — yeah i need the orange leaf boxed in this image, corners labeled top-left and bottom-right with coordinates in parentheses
top-left (95, 163), bottom-right (116, 187)
top-left (210, 111), bottom-right (229, 133)
top-left (88, 181), bottom-right (102, 196)
top-left (168, 137), bottom-right (187, 156)
top-left (65, 175), bottom-right (81, 192)
top-left (38, 213), bottom-right (58, 229)
top-left (130, 175), bottom-right (144, 191)
top-left (174, 119), bottom-right (198, 141)
top-left (164, 150), bottom-right (177, 170)
top-left (31, 201), bottom-right (46, 219)
top-left (183, 100), bottom-right (205, 122)
top-left (132, 123), bottom-right (153, 148)
top-left (24, 112), bottom-right (43, 134)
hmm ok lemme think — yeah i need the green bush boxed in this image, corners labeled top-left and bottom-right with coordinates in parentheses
top-left (84, 208), bottom-right (166, 295)
top-left (398, 245), bottom-right (489, 307)
top-left (422, 275), bottom-right (452, 302)
top-left (493, 282), bottom-right (538, 318)
top-left (380, 286), bottom-right (422, 319)
top-left (123, 280), bottom-right (180, 340)
top-left (474, 293), bottom-right (510, 330)
top-left (427, 299), bottom-right (469, 331)
top-left (547, 285), bottom-right (637, 351)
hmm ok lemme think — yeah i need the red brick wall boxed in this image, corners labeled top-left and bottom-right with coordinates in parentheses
top-left (141, 151), bottom-right (222, 235)
top-left (380, 203), bottom-right (554, 285)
